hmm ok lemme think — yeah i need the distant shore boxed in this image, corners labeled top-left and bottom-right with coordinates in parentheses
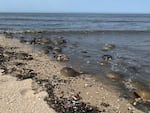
top-left (0, 34), bottom-right (143, 113)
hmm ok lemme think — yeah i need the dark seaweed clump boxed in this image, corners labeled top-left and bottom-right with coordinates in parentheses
top-left (36, 78), bottom-right (101, 113)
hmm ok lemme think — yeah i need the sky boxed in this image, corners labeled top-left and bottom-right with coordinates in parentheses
top-left (0, 0), bottom-right (150, 13)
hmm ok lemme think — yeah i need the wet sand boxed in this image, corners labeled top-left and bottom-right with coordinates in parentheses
top-left (0, 34), bottom-right (143, 113)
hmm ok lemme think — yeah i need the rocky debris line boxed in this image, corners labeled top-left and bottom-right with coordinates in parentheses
top-left (3, 33), bottom-right (69, 62)
top-left (19, 35), bottom-right (69, 62)
top-left (0, 44), bottom-right (101, 113)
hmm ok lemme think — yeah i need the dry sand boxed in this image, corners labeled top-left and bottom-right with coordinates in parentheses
top-left (0, 70), bottom-right (56, 113)
top-left (0, 34), bottom-right (143, 113)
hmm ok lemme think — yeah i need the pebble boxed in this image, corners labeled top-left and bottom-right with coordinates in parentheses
top-left (133, 102), bottom-right (137, 106)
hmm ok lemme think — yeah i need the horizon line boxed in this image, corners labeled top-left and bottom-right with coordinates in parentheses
top-left (0, 11), bottom-right (150, 15)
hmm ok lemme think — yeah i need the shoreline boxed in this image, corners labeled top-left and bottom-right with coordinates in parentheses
top-left (0, 34), bottom-right (143, 113)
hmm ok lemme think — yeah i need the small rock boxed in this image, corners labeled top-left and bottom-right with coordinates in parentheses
top-left (102, 55), bottom-right (112, 61)
top-left (133, 102), bottom-right (137, 106)
top-left (56, 54), bottom-right (69, 62)
top-left (102, 43), bottom-right (116, 51)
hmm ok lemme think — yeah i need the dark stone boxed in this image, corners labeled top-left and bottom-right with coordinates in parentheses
top-left (102, 55), bottom-right (112, 61)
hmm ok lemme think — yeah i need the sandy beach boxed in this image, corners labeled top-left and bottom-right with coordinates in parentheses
top-left (0, 34), bottom-right (144, 113)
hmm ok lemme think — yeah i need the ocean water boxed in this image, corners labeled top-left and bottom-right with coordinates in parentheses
top-left (0, 13), bottom-right (150, 84)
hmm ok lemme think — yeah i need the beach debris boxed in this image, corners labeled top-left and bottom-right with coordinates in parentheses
top-left (60, 67), bottom-right (80, 77)
top-left (55, 54), bottom-right (69, 62)
top-left (16, 68), bottom-right (37, 80)
top-left (0, 53), bottom-right (5, 63)
top-left (105, 71), bottom-right (124, 79)
top-left (72, 93), bottom-right (82, 101)
top-left (101, 102), bottom-right (110, 107)
top-left (102, 43), bottom-right (115, 51)
top-left (0, 46), bottom-right (4, 52)
top-left (14, 62), bottom-right (26, 66)
top-left (102, 55), bottom-right (112, 61)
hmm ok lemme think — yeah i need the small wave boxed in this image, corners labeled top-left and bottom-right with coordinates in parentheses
top-left (0, 29), bottom-right (150, 34)
top-left (0, 18), bottom-right (65, 22)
